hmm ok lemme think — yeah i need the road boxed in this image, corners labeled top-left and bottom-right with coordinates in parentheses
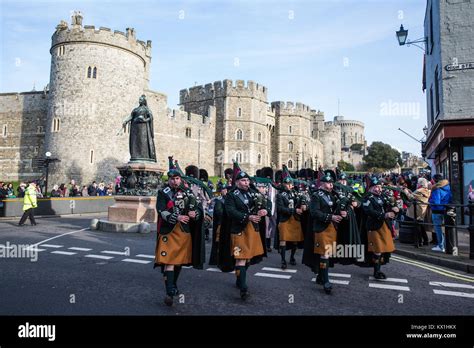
top-left (1, 214), bottom-right (473, 316)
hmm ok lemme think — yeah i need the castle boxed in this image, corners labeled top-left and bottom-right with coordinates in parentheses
top-left (0, 12), bottom-right (366, 185)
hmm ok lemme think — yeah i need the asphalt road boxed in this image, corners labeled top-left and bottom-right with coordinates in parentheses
top-left (1, 214), bottom-right (473, 316)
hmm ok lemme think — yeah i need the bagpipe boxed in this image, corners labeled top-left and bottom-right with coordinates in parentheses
top-left (173, 185), bottom-right (198, 217)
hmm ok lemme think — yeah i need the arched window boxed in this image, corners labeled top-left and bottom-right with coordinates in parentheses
top-left (288, 160), bottom-right (293, 169)
top-left (236, 129), bottom-right (243, 140)
top-left (288, 141), bottom-right (293, 151)
top-left (235, 152), bottom-right (242, 163)
top-left (185, 127), bottom-right (192, 138)
top-left (87, 66), bottom-right (92, 78)
top-left (237, 108), bottom-right (242, 117)
top-left (257, 132), bottom-right (262, 142)
top-left (257, 153), bottom-right (262, 164)
top-left (288, 125), bottom-right (292, 134)
top-left (93, 67), bottom-right (97, 79)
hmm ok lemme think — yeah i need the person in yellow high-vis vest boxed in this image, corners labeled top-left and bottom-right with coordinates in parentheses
top-left (18, 182), bottom-right (37, 226)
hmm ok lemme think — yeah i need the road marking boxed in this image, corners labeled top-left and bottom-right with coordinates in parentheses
top-left (50, 251), bottom-right (77, 256)
top-left (369, 283), bottom-right (410, 291)
top-left (429, 281), bottom-right (474, 290)
top-left (329, 272), bottom-right (351, 278)
top-left (392, 255), bottom-right (474, 283)
top-left (101, 250), bottom-right (128, 255)
top-left (84, 254), bottom-right (113, 260)
top-left (433, 289), bottom-right (474, 299)
top-left (368, 276), bottom-right (408, 283)
top-left (31, 228), bottom-right (90, 248)
top-left (254, 272), bottom-right (292, 280)
top-left (41, 244), bottom-right (63, 248)
top-left (121, 258), bottom-right (151, 264)
top-left (311, 278), bottom-right (350, 285)
top-left (206, 268), bottom-right (222, 272)
top-left (262, 267), bottom-right (297, 273)
top-left (135, 254), bottom-right (155, 259)
top-left (68, 247), bottom-right (92, 251)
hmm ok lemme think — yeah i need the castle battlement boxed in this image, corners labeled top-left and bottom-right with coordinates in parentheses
top-left (51, 13), bottom-right (151, 64)
top-left (180, 79), bottom-right (268, 104)
top-left (271, 101), bottom-right (313, 116)
top-left (166, 106), bottom-right (215, 125)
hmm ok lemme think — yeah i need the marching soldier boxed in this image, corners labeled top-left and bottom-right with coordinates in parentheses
top-left (218, 168), bottom-right (268, 300)
top-left (208, 184), bottom-right (231, 265)
top-left (276, 176), bottom-right (305, 269)
top-left (361, 177), bottom-right (397, 279)
top-left (304, 171), bottom-right (347, 294)
top-left (154, 166), bottom-right (205, 306)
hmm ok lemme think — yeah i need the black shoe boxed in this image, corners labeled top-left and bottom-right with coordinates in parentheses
top-left (290, 258), bottom-right (296, 266)
top-left (240, 289), bottom-right (249, 301)
top-left (373, 271), bottom-right (387, 280)
top-left (18, 223), bottom-right (25, 227)
top-left (315, 274), bottom-right (323, 285)
top-left (164, 295), bottom-right (173, 306)
top-left (281, 261), bottom-right (287, 270)
top-left (323, 282), bottom-right (332, 294)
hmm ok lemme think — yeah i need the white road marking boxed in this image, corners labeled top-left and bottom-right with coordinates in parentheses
top-left (369, 283), bottom-right (410, 292)
top-left (262, 267), bottom-right (297, 273)
top-left (368, 276), bottom-right (408, 283)
top-left (135, 254), bottom-right (155, 259)
top-left (101, 250), bottom-right (128, 255)
top-left (311, 278), bottom-right (350, 285)
top-left (41, 244), bottom-right (63, 248)
top-left (206, 268), bottom-right (222, 272)
top-left (432, 289), bottom-right (474, 299)
top-left (254, 272), bottom-right (292, 280)
top-left (121, 258), bottom-right (151, 264)
top-left (430, 281), bottom-right (474, 290)
top-left (84, 255), bottom-right (113, 260)
top-left (329, 272), bottom-right (351, 278)
top-left (31, 228), bottom-right (89, 248)
top-left (50, 251), bottom-right (76, 256)
top-left (68, 247), bottom-right (92, 251)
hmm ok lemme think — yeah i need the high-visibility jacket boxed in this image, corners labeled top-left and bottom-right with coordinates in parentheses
top-left (23, 186), bottom-right (37, 211)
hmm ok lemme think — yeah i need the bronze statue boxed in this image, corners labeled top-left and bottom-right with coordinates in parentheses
top-left (120, 95), bottom-right (156, 163)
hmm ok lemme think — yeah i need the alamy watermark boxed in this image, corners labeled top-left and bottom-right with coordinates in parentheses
top-left (0, 242), bottom-right (39, 262)
top-left (380, 99), bottom-right (420, 119)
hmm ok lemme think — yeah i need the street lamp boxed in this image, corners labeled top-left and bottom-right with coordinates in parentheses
top-left (423, 126), bottom-right (428, 136)
top-left (396, 24), bottom-right (427, 51)
top-left (296, 151), bottom-right (299, 172)
top-left (44, 152), bottom-right (60, 198)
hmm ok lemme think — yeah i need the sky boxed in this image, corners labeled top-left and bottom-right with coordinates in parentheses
top-left (0, 0), bottom-right (428, 156)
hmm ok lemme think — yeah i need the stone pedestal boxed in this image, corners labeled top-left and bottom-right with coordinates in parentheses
top-left (96, 161), bottom-right (165, 233)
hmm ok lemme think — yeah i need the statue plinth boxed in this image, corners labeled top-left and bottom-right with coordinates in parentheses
top-left (96, 162), bottom-right (165, 233)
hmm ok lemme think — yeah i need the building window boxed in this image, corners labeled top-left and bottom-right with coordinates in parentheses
top-left (52, 118), bottom-right (60, 132)
top-left (434, 66), bottom-right (440, 117)
top-left (235, 152), bottom-right (242, 163)
top-left (2, 124), bottom-right (6, 137)
top-left (288, 141), bottom-right (293, 152)
top-left (257, 132), bottom-right (262, 142)
top-left (185, 127), bottom-right (192, 138)
top-left (288, 160), bottom-right (293, 169)
top-left (257, 153), bottom-right (262, 164)
top-left (429, 86), bottom-right (434, 126)
top-left (332, 150), bottom-right (335, 155)
top-left (37, 126), bottom-right (44, 134)
top-left (90, 150), bottom-right (94, 164)
top-left (93, 67), bottom-right (97, 79)
top-left (187, 113), bottom-right (191, 121)
top-left (288, 125), bottom-right (292, 134)
top-left (87, 66), bottom-right (92, 78)
top-left (33, 146), bottom-right (39, 155)
top-left (236, 129), bottom-right (243, 140)
top-left (202, 116), bottom-right (206, 124)
top-left (57, 46), bottom-right (65, 56)
top-left (237, 108), bottom-right (242, 117)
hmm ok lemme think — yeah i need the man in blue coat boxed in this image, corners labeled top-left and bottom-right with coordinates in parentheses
top-left (428, 174), bottom-right (452, 252)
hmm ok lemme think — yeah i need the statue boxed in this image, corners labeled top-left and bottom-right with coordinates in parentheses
top-left (120, 95), bottom-right (156, 163)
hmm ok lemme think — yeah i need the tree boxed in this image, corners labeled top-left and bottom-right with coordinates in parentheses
top-left (337, 160), bottom-right (355, 172)
top-left (350, 143), bottom-right (363, 151)
top-left (363, 142), bottom-right (402, 170)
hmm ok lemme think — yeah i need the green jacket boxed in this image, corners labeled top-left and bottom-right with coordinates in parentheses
top-left (309, 189), bottom-right (338, 232)
top-left (23, 186), bottom-right (37, 211)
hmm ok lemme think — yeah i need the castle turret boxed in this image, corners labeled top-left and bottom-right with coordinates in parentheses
top-left (45, 12), bottom-right (152, 184)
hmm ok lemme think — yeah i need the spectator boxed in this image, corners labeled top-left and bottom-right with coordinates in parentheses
top-left (81, 185), bottom-right (89, 197)
top-left (114, 176), bottom-right (122, 193)
top-left (6, 183), bottom-right (15, 197)
top-left (88, 181), bottom-right (98, 196)
top-left (428, 174), bottom-right (452, 252)
top-left (34, 181), bottom-right (43, 198)
top-left (97, 182), bottom-right (107, 196)
top-left (67, 179), bottom-right (76, 197)
top-left (106, 182), bottom-right (114, 196)
top-left (0, 183), bottom-right (6, 199)
top-left (58, 184), bottom-right (67, 197)
top-left (406, 178), bottom-right (431, 248)
top-left (17, 183), bottom-right (26, 198)
top-left (50, 185), bottom-right (61, 198)
top-left (71, 184), bottom-right (81, 197)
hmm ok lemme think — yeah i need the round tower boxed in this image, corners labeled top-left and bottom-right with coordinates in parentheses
top-left (45, 11), bottom-right (152, 185)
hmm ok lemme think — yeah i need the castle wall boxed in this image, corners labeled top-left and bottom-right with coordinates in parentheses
top-left (321, 122), bottom-right (342, 167)
top-left (0, 92), bottom-right (48, 181)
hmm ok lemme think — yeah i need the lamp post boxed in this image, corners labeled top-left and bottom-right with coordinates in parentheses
top-left (396, 24), bottom-right (427, 51)
top-left (44, 152), bottom-right (60, 198)
top-left (296, 151), bottom-right (299, 172)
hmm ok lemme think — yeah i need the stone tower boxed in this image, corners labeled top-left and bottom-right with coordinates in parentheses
top-left (44, 11), bottom-right (152, 184)
top-left (180, 79), bottom-right (274, 175)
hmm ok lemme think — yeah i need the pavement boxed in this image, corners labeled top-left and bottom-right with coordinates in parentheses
top-left (0, 213), bottom-right (473, 315)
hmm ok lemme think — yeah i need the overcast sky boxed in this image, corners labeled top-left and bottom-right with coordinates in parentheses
top-left (0, 0), bottom-right (428, 155)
